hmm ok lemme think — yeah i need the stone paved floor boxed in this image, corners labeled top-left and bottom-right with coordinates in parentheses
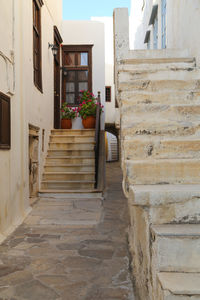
top-left (0, 162), bottom-right (135, 300)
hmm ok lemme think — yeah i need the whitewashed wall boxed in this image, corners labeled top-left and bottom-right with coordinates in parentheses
top-left (0, 0), bottom-right (62, 241)
top-left (91, 17), bottom-right (116, 125)
top-left (61, 20), bottom-right (105, 129)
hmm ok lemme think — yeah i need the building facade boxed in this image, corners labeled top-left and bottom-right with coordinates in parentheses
top-left (0, 0), bottom-right (105, 242)
top-left (130, 0), bottom-right (200, 65)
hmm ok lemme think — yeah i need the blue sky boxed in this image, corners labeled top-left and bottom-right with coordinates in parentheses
top-left (63, 0), bottom-right (131, 20)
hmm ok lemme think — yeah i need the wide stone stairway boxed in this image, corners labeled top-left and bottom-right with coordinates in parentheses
top-left (40, 129), bottom-right (100, 197)
top-left (116, 50), bottom-right (200, 300)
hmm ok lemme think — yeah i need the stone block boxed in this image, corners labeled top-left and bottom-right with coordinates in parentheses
top-left (126, 159), bottom-right (200, 185)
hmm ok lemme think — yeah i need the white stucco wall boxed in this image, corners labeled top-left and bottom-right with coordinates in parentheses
top-left (91, 17), bottom-right (115, 125)
top-left (0, 0), bottom-right (62, 241)
top-left (61, 20), bottom-right (105, 129)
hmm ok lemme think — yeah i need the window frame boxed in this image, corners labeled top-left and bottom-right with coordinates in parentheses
top-left (105, 86), bottom-right (112, 102)
top-left (0, 92), bottom-right (11, 150)
top-left (62, 45), bottom-right (93, 106)
top-left (161, 0), bottom-right (167, 49)
top-left (33, 0), bottom-right (43, 92)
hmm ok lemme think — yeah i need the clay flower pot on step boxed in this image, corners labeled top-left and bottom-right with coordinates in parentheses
top-left (61, 119), bottom-right (72, 129)
top-left (82, 116), bottom-right (96, 129)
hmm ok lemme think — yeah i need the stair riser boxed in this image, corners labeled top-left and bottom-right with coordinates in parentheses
top-left (47, 150), bottom-right (94, 157)
top-left (118, 69), bottom-right (200, 83)
top-left (152, 237), bottom-right (200, 273)
top-left (119, 90), bottom-right (200, 105)
top-left (44, 165), bottom-right (94, 172)
top-left (45, 158), bottom-right (95, 164)
top-left (41, 182), bottom-right (95, 190)
top-left (124, 139), bottom-right (200, 160)
top-left (118, 61), bottom-right (196, 72)
top-left (43, 174), bottom-right (95, 181)
top-left (121, 104), bottom-right (200, 123)
top-left (51, 130), bottom-right (95, 136)
top-left (49, 143), bottom-right (94, 151)
top-left (119, 80), bottom-right (200, 93)
top-left (50, 136), bottom-right (95, 143)
top-left (121, 121), bottom-right (200, 137)
top-left (126, 160), bottom-right (200, 185)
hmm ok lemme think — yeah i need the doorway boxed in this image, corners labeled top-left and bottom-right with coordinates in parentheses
top-left (54, 26), bottom-right (63, 129)
top-left (29, 124), bottom-right (39, 204)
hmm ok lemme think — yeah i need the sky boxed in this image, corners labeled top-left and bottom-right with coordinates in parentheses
top-left (63, 0), bottom-right (131, 20)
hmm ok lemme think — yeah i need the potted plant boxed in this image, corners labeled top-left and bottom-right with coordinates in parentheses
top-left (77, 90), bottom-right (103, 129)
top-left (61, 103), bottom-right (76, 129)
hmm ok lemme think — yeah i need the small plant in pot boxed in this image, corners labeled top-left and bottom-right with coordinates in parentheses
top-left (61, 103), bottom-right (76, 129)
top-left (77, 90), bottom-right (103, 129)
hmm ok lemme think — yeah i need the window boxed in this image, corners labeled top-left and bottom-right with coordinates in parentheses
top-left (33, 0), bottom-right (43, 92)
top-left (105, 86), bottom-right (111, 102)
top-left (149, 5), bottom-right (158, 49)
top-left (144, 30), bottom-right (151, 49)
top-left (0, 92), bottom-right (10, 149)
top-left (62, 45), bottom-right (93, 105)
top-left (153, 14), bottom-right (158, 49)
top-left (161, 0), bottom-right (167, 48)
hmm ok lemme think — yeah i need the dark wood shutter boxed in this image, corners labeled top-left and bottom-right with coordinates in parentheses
top-left (105, 86), bottom-right (111, 102)
top-left (0, 92), bottom-right (11, 149)
top-left (33, 0), bottom-right (43, 92)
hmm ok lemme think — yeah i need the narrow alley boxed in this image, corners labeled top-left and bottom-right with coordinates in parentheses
top-left (0, 162), bottom-right (135, 300)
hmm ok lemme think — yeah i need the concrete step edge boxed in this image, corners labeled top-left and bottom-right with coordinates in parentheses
top-left (151, 224), bottom-right (200, 238)
top-left (157, 272), bottom-right (200, 295)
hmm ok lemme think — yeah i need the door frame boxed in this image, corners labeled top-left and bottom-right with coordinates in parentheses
top-left (53, 26), bottom-right (63, 129)
top-left (62, 44), bottom-right (93, 106)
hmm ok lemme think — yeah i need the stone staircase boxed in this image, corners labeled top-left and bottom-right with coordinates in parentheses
top-left (116, 52), bottom-right (200, 300)
top-left (39, 129), bottom-right (100, 197)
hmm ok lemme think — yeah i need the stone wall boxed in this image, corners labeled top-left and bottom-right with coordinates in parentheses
top-left (114, 7), bottom-right (200, 300)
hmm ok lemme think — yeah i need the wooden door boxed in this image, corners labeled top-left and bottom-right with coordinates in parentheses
top-left (54, 26), bottom-right (63, 129)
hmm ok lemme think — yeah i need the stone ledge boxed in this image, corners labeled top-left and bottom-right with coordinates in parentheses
top-left (152, 224), bottom-right (200, 237)
top-left (129, 184), bottom-right (200, 207)
top-left (158, 272), bottom-right (200, 295)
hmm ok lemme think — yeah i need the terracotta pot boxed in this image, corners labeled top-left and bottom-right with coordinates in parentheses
top-left (82, 116), bottom-right (96, 129)
top-left (61, 119), bottom-right (72, 129)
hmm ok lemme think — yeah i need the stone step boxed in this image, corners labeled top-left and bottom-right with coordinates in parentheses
top-left (118, 67), bottom-right (200, 82)
top-left (151, 224), bottom-right (200, 274)
top-left (45, 156), bottom-right (95, 164)
top-left (121, 120), bottom-right (200, 137)
top-left (43, 172), bottom-right (95, 181)
top-left (41, 180), bottom-right (95, 190)
top-left (47, 150), bottom-right (95, 157)
top-left (39, 190), bottom-right (103, 199)
top-left (120, 55), bottom-right (195, 65)
top-left (157, 273), bottom-right (200, 299)
top-left (51, 129), bottom-right (95, 136)
top-left (126, 159), bottom-right (200, 185)
top-left (44, 164), bottom-right (94, 172)
top-left (123, 137), bottom-right (200, 160)
top-left (50, 135), bottom-right (95, 143)
top-left (118, 79), bottom-right (200, 93)
top-left (119, 89), bottom-right (200, 105)
top-left (49, 142), bottom-right (95, 151)
top-left (118, 61), bottom-right (196, 72)
top-left (121, 104), bottom-right (200, 124)
top-left (129, 184), bottom-right (200, 224)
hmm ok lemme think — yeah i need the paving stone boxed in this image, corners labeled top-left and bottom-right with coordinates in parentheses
top-left (14, 280), bottom-right (59, 300)
top-left (0, 270), bottom-right (33, 286)
top-left (0, 162), bottom-right (135, 299)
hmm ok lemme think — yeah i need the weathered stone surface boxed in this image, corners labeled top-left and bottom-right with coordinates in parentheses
top-left (0, 162), bottom-right (134, 299)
